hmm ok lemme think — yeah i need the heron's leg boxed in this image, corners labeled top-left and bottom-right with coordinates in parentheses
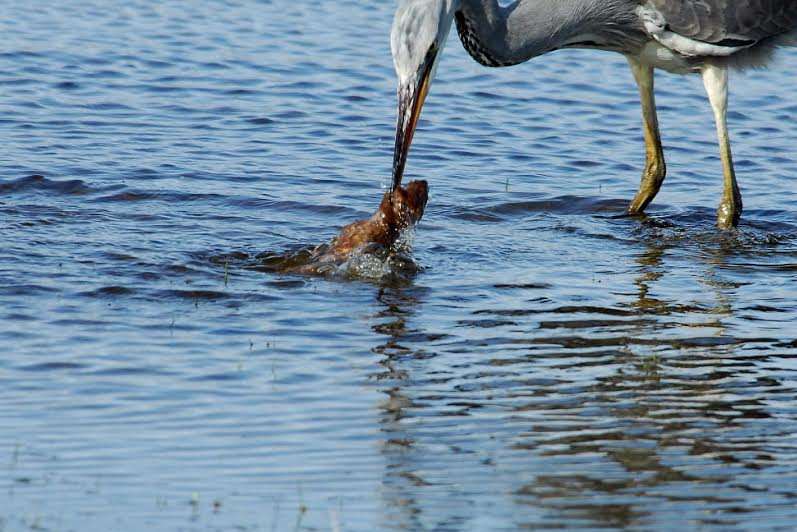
top-left (627, 57), bottom-right (666, 215)
top-left (701, 62), bottom-right (742, 229)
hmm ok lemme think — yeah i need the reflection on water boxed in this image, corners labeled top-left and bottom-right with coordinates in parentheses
top-left (2, 0), bottom-right (797, 530)
top-left (371, 225), bottom-right (797, 530)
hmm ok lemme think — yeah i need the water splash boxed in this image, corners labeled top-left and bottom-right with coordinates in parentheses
top-left (249, 225), bottom-right (422, 283)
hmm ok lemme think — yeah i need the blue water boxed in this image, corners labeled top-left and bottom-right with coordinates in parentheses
top-left (2, 1), bottom-right (797, 530)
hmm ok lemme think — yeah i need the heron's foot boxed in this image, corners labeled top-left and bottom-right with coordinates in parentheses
top-left (716, 191), bottom-right (743, 229)
top-left (627, 163), bottom-right (666, 215)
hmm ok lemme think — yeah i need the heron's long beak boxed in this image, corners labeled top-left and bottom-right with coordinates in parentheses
top-left (391, 46), bottom-right (438, 191)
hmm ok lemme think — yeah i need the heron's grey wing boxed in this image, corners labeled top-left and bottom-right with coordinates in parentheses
top-left (647, 0), bottom-right (797, 43)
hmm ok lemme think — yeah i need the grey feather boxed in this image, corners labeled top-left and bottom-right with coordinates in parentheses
top-left (648, 0), bottom-right (797, 44)
top-left (454, 0), bottom-right (645, 66)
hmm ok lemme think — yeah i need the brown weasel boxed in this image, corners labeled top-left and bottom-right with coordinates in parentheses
top-left (319, 180), bottom-right (428, 261)
top-left (273, 180), bottom-right (428, 275)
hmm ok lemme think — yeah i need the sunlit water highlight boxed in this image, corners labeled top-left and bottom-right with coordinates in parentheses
top-left (2, 1), bottom-right (797, 530)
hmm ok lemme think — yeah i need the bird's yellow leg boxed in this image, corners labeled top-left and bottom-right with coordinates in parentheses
top-left (627, 57), bottom-right (666, 215)
top-left (702, 62), bottom-right (742, 229)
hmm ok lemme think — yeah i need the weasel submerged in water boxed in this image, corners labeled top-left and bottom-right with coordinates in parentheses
top-left (273, 180), bottom-right (428, 276)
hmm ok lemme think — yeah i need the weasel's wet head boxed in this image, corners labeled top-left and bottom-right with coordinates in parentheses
top-left (386, 179), bottom-right (428, 228)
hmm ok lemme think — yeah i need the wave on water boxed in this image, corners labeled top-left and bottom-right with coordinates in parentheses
top-left (0, 174), bottom-right (95, 195)
top-left (629, 211), bottom-right (797, 250)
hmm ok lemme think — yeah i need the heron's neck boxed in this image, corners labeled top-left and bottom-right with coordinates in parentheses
top-left (456, 0), bottom-right (619, 67)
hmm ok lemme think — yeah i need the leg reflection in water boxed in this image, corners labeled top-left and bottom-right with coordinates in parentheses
top-left (370, 228), bottom-right (797, 530)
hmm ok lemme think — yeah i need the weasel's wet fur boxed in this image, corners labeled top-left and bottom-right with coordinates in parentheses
top-left (283, 180), bottom-right (428, 275)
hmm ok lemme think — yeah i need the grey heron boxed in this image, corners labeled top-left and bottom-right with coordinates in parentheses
top-left (389, 0), bottom-right (797, 228)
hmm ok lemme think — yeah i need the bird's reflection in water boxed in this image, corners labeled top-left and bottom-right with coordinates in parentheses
top-left (370, 286), bottom-right (434, 531)
top-left (369, 223), bottom-right (796, 530)
top-left (512, 232), bottom-right (766, 529)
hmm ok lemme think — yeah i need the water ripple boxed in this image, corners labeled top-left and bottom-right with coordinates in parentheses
top-left (2, 1), bottom-right (797, 530)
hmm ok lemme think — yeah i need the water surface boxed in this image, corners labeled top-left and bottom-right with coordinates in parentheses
top-left (2, 1), bottom-right (797, 530)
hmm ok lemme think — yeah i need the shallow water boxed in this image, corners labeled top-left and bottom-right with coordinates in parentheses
top-left (2, 1), bottom-right (797, 530)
